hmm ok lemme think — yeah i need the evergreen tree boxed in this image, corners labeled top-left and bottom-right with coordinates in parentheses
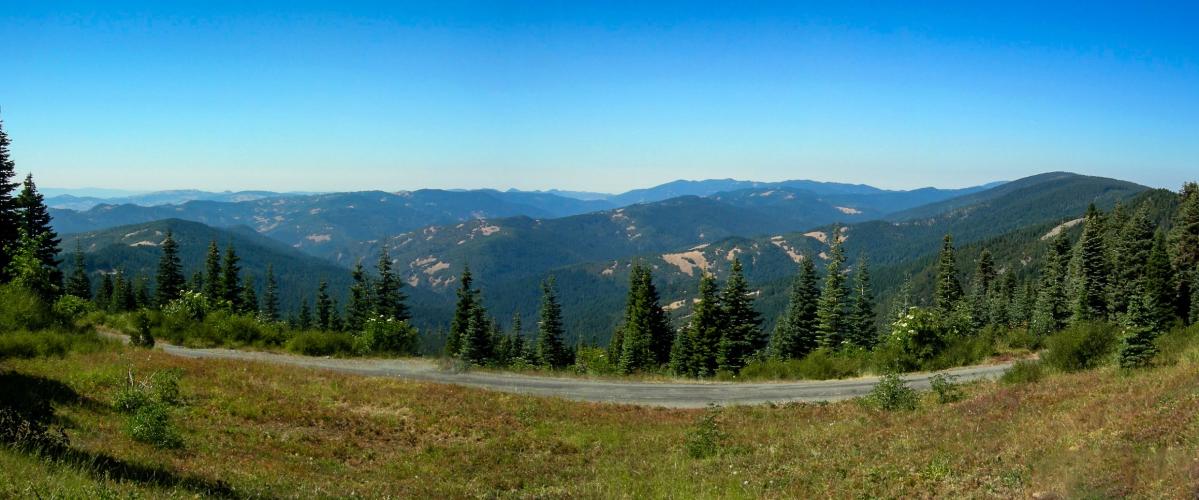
top-left (1144, 232), bottom-right (1176, 330)
top-left (848, 256), bottom-right (877, 348)
top-left (460, 301), bottom-right (492, 364)
top-left (816, 230), bottom-right (850, 349)
top-left (1072, 204), bottom-right (1110, 322)
top-left (687, 272), bottom-right (724, 377)
top-left (535, 276), bottom-right (570, 368)
top-left (0, 116), bottom-right (22, 279)
top-left (1191, 270), bottom-right (1199, 326)
top-left (221, 244), bottom-right (243, 311)
top-left (616, 263), bottom-right (673, 373)
top-left (716, 258), bottom-right (763, 372)
top-left (887, 275), bottom-right (915, 332)
top-left (241, 274), bottom-right (259, 316)
top-left (1033, 232), bottom-right (1072, 335)
top-left (14, 174), bottom-right (62, 291)
top-left (111, 270), bottom-right (136, 312)
top-left (373, 247), bottom-right (410, 322)
top-left (65, 242), bottom-right (92, 300)
top-left (188, 271), bottom-right (204, 293)
top-left (346, 262), bottom-right (373, 331)
top-left (329, 300), bottom-right (344, 332)
top-left (769, 258), bottom-right (820, 359)
top-left (154, 230), bottom-right (185, 306)
top-left (1169, 182), bottom-right (1199, 323)
top-left (969, 249), bottom-right (996, 327)
top-left (298, 299), bottom-right (313, 330)
top-left (933, 234), bottom-right (963, 311)
top-left (262, 264), bottom-right (280, 322)
top-left (508, 313), bottom-right (527, 361)
top-left (316, 280), bottom-right (333, 331)
top-left (1111, 206), bottom-right (1156, 318)
top-left (133, 276), bottom-right (151, 308)
top-left (203, 241), bottom-right (222, 300)
top-left (96, 273), bottom-right (114, 306)
top-left (668, 319), bottom-right (694, 376)
top-left (447, 266), bottom-right (478, 356)
top-left (5, 228), bottom-right (59, 299)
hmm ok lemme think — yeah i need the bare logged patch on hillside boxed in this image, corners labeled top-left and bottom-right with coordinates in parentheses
top-left (306, 233), bottom-right (332, 243)
top-left (835, 206), bottom-right (862, 215)
top-left (1042, 218), bottom-right (1084, 240)
top-left (770, 236), bottom-right (805, 264)
top-left (423, 261), bottom-right (450, 275)
top-left (804, 231), bottom-right (828, 243)
top-left (662, 251), bottom-right (710, 276)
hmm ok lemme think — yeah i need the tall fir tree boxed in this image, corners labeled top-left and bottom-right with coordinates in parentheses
top-left (668, 318), bottom-right (695, 376)
top-left (5, 228), bottom-right (59, 299)
top-left (1111, 206), bottom-right (1156, 318)
top-left (316, 280), bottom-right (333, 331)
top-left (96, 273), bottom-right (114, 307)
top-left (346, 261), bottom-right (373, 331)
top-left (687, 272), bottom-right (724, 377)
top-left (297, 299), bottom-right (313, 330)
top-left (460, 300), bottom-right (493, 365)
top-left (848, 256), bottom-right (876, 348)
top-left (65, 241), bottom-right (91, 300)
top-left (1072, 204), bottom-right (1111, 322)
top-left (133, 276), bottom-right (151, 308)
top-left (373, 247), bottom-right (409, 322)
top-left (969, 249), bottom-right (997, 327)
top-left (1033, 232), bottom-right (1072, 335)
top-left (1169, 182), bottom-right (1199, 323)
top-left (816, 230), bottom-right (850, 349)
top-left (203, 240), bottom-right (223, 301)
top-left (716, 258), bottom-right (763, 372)
top-left (241, 275), bottom-right (259, 316)
top-left (154, 230), bottom-right (185, 306)
top-left (262, 264), bottom-right (280, 322)
top-left (446, 266), bottom-right (476, 356)
top-left (221, 244), bottom-right (243, 311)
top-left (14, 174), bottom-right (62, 292)
top-left (933, 234), bottom-right (963, 311)
top-left (535, 276), bottom-right (570, 368)
top-left (769, 258), bottom-right (820, 359)
top-left (616, 263), bottom-right (672, 373)
top-left (0, 115), bottom-right (22, 280)
top-left (1144, 231), bottom-right (1176, 330)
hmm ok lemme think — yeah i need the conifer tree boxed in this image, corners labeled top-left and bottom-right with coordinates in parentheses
top-left (887, 275), bottom-right (915, 332)
top-left (816, 231), bottom-right (850, 349)
top-left (316, 280), bottom-right (333, 330)
top-left (298, 299), bottom-right (312, 330)
top-left (329, 300), bottom-right (343, 332)
top-left (716, 258), bottom-right (763, 372)
top-left (769, 258), bottom-right (820, 359)
top-left (969, 249), bottom-right (996, 327)
top-left (241, 274), bottom-right (259, 315)
top-left (221, 244), bottom-right (243, 311)
top-left (97, 273), bottom-right (114, 306)
top-left (154, 230), bottom-right (185, 306)
top-left (15, 174), bottom-right (62, 291)
top-left (536, 276), bottom-right (570, 368)
top-left (1111, 206), bottom-right (1156, 317)
top-left (0, 116), bottom-right (22, 279)
top-left (687, 272), bottom-right (724, 377)
top-left (346, 262), bottom-right (373, 331)
top-left (1169, 182), bottom-right (1199, 322)
top-left (203, 241), bottom-right (222, 300)
top-left (616, 263), bottom-right (672, 373)
top-left (65, 242), bottom-right (91, 300)
top-left (111, 270), bottom-right (136, 312)
top-left (460, 301), bottom-right (492, 364)
top-left (373, 247), bottom-right (409, 322)
top-left (5, 228), bottom-right (58, 299)
top-left (1191, 270), bottom-right (1199, 325)
top-left (446, 266), bottom-right (476, 356)
top-left (262, 264), bottom-right (280, 322)
top-left (1072, 204), bottom-right (1110, 322)
top-left (848, 257), bottom-right (876, 348)
top-left (188, 271), bottom-right (204, 293)
top-left (1144, 231), bottom-right (1175, 330)
top-left (1033, 232), bottom-right (1072, 335)
top-left (133, 276), bottom-right (151, 308)
top-left (933, 234), bottom-right (963, 311)
top-left (668, 319), bottom-right (694, 376)
top-left (508, 313), bottom-right (526, 361)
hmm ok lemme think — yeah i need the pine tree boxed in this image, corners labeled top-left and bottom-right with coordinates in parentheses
top-left (536, 276), bottom-right (570, 368)
top-left (1144, 232), bottom-right (1175, 330)
top-left (1191, 270), bottom-right (1199, 326)
top-left (769, 258), bottom-right (820, 359)
top-left (616, 263), bottom-right (673, 373)
top-left (0, 116), bottom-right (22, 280)
top-left (14, 174), bottom-right (62, 291)
top-left (241, 274), bottom-right (259, 316)
top-left (716, 258), bottom-right (763, 373)
top-left (154, 230), bottom-right (185, 306)
top-left (1033, 232), bottom-right (1072, 335)
top-left (133, 276), bottom-right (151, 308)
top-left (5, 228), bottom-right (58, 299)
top-left (203, 241), bottom-right (222, 300)
top-left (1111, 206), bottom-right (1156, 318)
top-left (668, 319), bottom-right (695, 376)
top-left (816, 231), bottom-right (850, 349)
top-left (188, 271), bottom-right (204, 293)
top-left (969, 249), bottom-right (996, 328)
top-left (65, 241), bottom-right (91, 300)
top-left (887, 275), bottom-right (915, 331)
top-left (316, 280), bottom-right (333, 331)
top-left (460, 301), bottom-right (492, 364)
top-left (346, 262), bottom-right (373, 331)
top-left (933, 234), bottom-right (963, 311)
top-left (509, 313), bottom-right (526, 361)
top-left (96, 273), bottom-right (114, 306)
top-left (221, 244), bottom-right (243, 311)
top-left (848, 256), bottom-right (876, 348)
top-left (1169, 182), bottom-right (1199, 323)
top-left (687, 272), bottom-right (724, 377)
top-left (262, 264), bottom-right (280, 322)
top-left (298, 299), bottom-right (313, 330)
top-left (1072, 204), bottom-right (1110, 322)
top-left (111, 270), bottom-right (135, 312)
top-left (373, 247), bottom-right (409, 322)
top-left (447, 266), bottom-right (476, 356)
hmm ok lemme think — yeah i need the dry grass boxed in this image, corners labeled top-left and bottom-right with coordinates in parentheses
top-left (3, 342), bottom-right (1199, 498)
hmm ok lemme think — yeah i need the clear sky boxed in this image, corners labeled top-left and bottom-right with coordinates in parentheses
top-left (2, 1), bottom-right (1197, 193)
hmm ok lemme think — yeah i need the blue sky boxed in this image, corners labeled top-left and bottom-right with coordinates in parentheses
top-left (2, 2), bottom-right (1197, 193)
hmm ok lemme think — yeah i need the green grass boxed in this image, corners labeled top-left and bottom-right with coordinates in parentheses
top-left (3, 325), bottom-right (1199, 497)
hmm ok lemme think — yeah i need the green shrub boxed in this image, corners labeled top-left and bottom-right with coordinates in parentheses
top-left (863, 373), bottom-right (919, 411)
top-left (925, 331), bottom-right (996, 371)
top-left (1001, 360), bottom-right (1045, 384)
top-left (0, 329), bottom-right (108, 359)
top-left (573, 345), bottom-right (617, 375)
top-left (0, 285), bottom-right (54, 332)
top-left (161, 291), bottom-right (211, 322)
top-left (51, 295), bottom-right (95, 327)
top-left (683, 410), bottom-right (726, 459)
top-left (929, 373), bottom-right (965, 403)
top-left (113, 369), bottom-right (185, 449)
top-left (130, 310), bottom-right (155, 348)
top-left (352, 317), bottom-right (419, 356)
top-left (126, 402), bottom-right (182, 449)
top-left (210, 312), bottom-right (269, 346)
top-left (878, 307), bottom-right (947, 372)
top-left (1118, 326), bottom-right (1159, 369)
top-left (287, 331), bottom-right (354, 356)
top-left (1043, 322), bottom-right (1118, 372)
top-left (1149, 323), bottom-right (1199, 367)
top-left (739, 349), bottom-right (869, 380)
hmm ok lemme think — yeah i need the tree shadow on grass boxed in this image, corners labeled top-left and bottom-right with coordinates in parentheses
top-left (0, 371), bottom-right (240, 498)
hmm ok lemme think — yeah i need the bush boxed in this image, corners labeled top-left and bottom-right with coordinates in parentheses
top-left (739, 349), bottom-right (869, 380)
top-left (126, 403), bottom-right (182, 449)
top-left (287, 331), bottom-right (354, 356)
top-left (1043, 322), bottom-right (1118, 372)
top-left (0, 285), bottom-right (54, 332)
top-left (113, 369), bottom-right (185, 449)
top-left (209, 312), bottom-right (270, 346)
top-left (1001, 360), bottom-right (1045, 384)
top-left (929, 373), bottom-right (965, 403)
top-left (878, 307), bottom-right (947, 372)
top-left (51, 295), bottom-right (95, 327)
top-left (1118, 326), bottom-right (1159, 369)
top-left (161, 291), bottom-right (211, 322)
top-left (130, 310), bottom-right (155, 348)
top-left (683, 410), bottom-right (726, 459)
top-left (573, 346), bottom-right (617, 375)
top-left (352, 317), bottom-right (419, 356)
top-left (1152, 323), bottom-right (1199, 366)
top-left (863, 373), bottom-right (919, 411)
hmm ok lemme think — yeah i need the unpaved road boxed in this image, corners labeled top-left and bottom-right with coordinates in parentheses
top-left (106, 331), bottom-right (1012, 408)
